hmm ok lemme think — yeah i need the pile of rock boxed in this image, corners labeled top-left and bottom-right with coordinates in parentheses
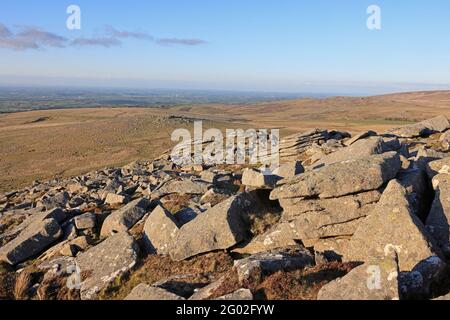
top-left (0, 115), bottom-right (449, 301)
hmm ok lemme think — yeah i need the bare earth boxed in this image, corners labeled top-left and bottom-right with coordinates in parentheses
top-left (1, 90), bottom-right (450, 193)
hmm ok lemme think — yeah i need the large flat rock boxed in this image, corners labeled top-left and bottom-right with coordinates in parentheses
top-left (143, 205), bottom-right (180, 255)
top-left (310, 136), bottom-right (389, 169)
top-left (169, 193), bottom-right (254, 261)
top-left (317, 255), bottom-right (400, 300)
top-left (76, 232), bottom-right (139, 300)
top-left (0, 218), bottom-right (62, 265)
top-left (271, 152), bottom-right (401, 200)
top-left (124, 284), bottom-right (185, 300)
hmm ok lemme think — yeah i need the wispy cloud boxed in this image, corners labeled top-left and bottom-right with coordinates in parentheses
top-left (71, 37), bottom-right (122, 48)
top-left (0, 23), bottom-right (12, 38)
top-left (156, 38), bottom-right (208, 46)
top-left (18, 27), bottom-right (67, 48)
top-left (105, 26), bottom-right (154, 41)
top-left (0, 24), bottom-right (67, 50)
top-left (0, 23), bottom-right (208, 51)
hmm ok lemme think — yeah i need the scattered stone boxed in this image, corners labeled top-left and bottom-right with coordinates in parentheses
top-left (74, 213), bottom-right (96, 230)
top-left (399, 256), bottom-right (446, 299)
top-left (277, 129), bottom-right (330, 162)
top-left (154, 179), bottom-right (210, 197)
top-left (242, 168), bottom-right (280, 189)
top-left (273, 161), bottom-right (304, 178)
top-left (440, 131), bottom-right (450, 151)
top-left (100, 198), bottom-right (151, 237)
top-left (76, 232), bottom-right (139, 300)
top-left (234, 247), bottom-right (314, 283)
top-left (67, 183), bottom-right (88, 194)
top-left (124, 283), bottom-right (185, 300)
top-left (233, 221), bottom-right (298, 255)
top-left (39, 191), bottom-right (69, 210)
top-left (215, 289), bottom-right (253, 300)
top-left (189, 276), bottom-right (226, 300)
top-left (426, 157), bottom-right (450, 179)
top-left (0, 218), bottom-right (62, 265)
top-left (279, 190), bottom-right (381, 239)
top-left (143, 206), bottom-right (180, 255)
top-left (105, 193), bottom-right (126, 206)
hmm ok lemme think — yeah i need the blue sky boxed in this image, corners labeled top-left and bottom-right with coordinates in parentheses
top-left (0, 0), bottom-right (450, 94)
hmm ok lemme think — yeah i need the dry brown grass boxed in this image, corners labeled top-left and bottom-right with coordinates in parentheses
top-left (98, 251), bottom-right (235, 300)
top-left (37, 274), bottom-right (80, 300)
top-left (160, 194), bottom-right (192, 214)
top-left (14, 270), bottom-right (33, 300)
top-left (208, 261), bottom-right (358, 300)
top-left (1, 91), bottom-right (449, 193)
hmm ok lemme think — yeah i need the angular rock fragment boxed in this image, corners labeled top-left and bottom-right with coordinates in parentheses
top-left (76, 232), bottom-right (139, 300)
top-left (318, 255), bottom-right (400, 300)
top-left (426, 175), bottom-right (450, 252)
top-left (215, 289), bottom-right (253, 300)
top-left (124, 284), bottom-right (185, 300)
top-left (100, 198), bottom-right (151, 237)
top-left (153, 179), bottom-right (210, 197)
top-left (169, 194), bottom-right (254, 261)
top-left (271, 152), bottom-right (401, 200)
top-left (74, 212), bottom-right (96, 230)
top-left (234, 247), bottom-right (314, 283)
top-left (233, 221), bottom-right (299, 255)
top-left (278, 129), bottom-right (330, 162)
top-left (105, 193), bottom-right (126, 206)
top-left (440, 130), bottom-right (450, 151)
top-left (242, 168), bottom-right (280, 189)
top-left (143, 205), bottom-right (180, 255)
top-left (0, 218), bottom-right (62, 265)
top-left (388, 115), bottom-right (449, 138)
top-left (273, 161), bottom-right (304, 178)
top-left (346, 180), bottom-right (440, 272)
top-left (280, 190), bottom-right (382, 227)
top-left (344, 130), bottom-right (377, 146)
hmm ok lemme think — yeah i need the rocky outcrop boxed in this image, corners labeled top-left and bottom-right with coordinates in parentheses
top-left (310, 136), bottom-right (393, 169)
top-left (1, 115), bottom-right (449, 301)
top-left (346, 180), bottom-right (440, 271)
top-left (271, 152), bottom-right (401, 200)
top-left (388, 115), bottom-right (450, 138)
